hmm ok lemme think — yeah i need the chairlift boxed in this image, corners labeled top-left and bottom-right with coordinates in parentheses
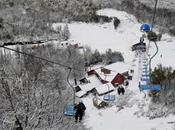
top-left (142, 68), bottom-right (148, 72)
top-left (141, 77), bottom-right (150, 82)
top-left (64, 103), bottom-right (75, 116)
top-left (142, 70), bottom-right (148, 74)
top-left (141, 74), bottom-right (149, 77)
top-left (139, 0), bottom-right (161, 93)
top-left (140, 84), bottom-right (160, 91)
top-left (64, 68), bottom-right (76, 117)
top-left (142, 64), bottom-right (147, 67)
top-left (103, 94), bottom-right (116, 101)
top-left (131, 39), bottom-right (147, 52)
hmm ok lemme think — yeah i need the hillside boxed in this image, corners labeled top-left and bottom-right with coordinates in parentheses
top-left (99, 0), bottom-right (175, 35)
top-left (139, 0), bottom-right (175, 10)
top-left (0, 1), bottom-right (175, 130)
top-left (65, 8), bottom-right (175, 130)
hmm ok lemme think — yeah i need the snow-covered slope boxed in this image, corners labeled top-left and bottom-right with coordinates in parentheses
top-left (53, 8), bottom-right (175, 130)
top-left (81, 57), bottom-right (175, 130)
top-left (67, 8), bottom-right (175, 69)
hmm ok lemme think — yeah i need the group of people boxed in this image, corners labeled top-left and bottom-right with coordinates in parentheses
top-left (117, 85), bottom-right (125, 95)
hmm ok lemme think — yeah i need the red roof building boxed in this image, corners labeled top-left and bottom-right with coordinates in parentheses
top-left (111, 73), bottom-right (126, 86)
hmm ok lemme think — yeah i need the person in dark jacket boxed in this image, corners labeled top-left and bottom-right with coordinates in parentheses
top-left (121, 86), bottom-right (125, 95)
top-left (74, 101), bottom-right (86, 122)
top-left (118, 85), bottom-right (125, 95)
top-left (117, 86), bottom-right (121, 95)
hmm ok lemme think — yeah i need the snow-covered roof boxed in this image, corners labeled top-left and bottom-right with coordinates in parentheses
top-left (94, 62), bottom-right (130, 82)
top-left (95, 83), bottom-right (115, 95)
top-left (79, 75), bottom-right (102, 92)
top-left (76, 90), bottom-right (87, 98)
top-left (68, 8), bottom-right (175, 130)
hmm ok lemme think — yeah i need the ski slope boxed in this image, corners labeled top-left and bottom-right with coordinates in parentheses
top-left (54, 9), bottom-right (175, 69)
top-left (54, 8), bottom-right (175, 130)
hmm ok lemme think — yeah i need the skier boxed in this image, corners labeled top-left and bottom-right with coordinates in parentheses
top-left (74, 101), bottom-right (86, 122)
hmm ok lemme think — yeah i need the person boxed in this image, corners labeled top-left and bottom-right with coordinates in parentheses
top-left (138, 82), bottom-right (141, 92)
top-left (74, 101), bottom-right (86, 122)
top-left (121, 86), bottom-right (125, 95)
top-left (117, 86), bottom-right (121, 95)
top-left (117, 85), bottom-right (125, 95)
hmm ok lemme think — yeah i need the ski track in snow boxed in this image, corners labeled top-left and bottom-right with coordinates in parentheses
top-left (53, 8), bottom-right (175, 130)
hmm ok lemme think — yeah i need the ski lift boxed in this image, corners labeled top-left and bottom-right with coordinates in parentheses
top-left (103, 94), bottom-right (116, 101)
top-left (131, 38), bottom-right (146, 52)
top-left (142, 63), bottom-right (147, 66)
top-left (142, 67), bottom-right (148, 71)
top-left (141, 77), bottom-right (150, 82)
top-left (64, 103), bottom-right (75, 116)
top-left (142, 74), bottom-right (149, 77)
top-left (64, 68), bottom-right (76, 117)
top-left (140, 84), bottom-right (160, 91)
top-left (139, 0), bottom-right (161, 93)
top-left (142, 70), bottom-right (148, 74)
top-left (141, 76), bottom-right (150, 80)
top-left (140, 23), bottom-right (151, 33)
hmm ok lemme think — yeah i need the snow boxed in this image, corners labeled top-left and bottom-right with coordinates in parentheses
top-left (63, 8), bottom-right (175, 130)
top-left (79, 75), bottom-right (102, 92)
top-left (95, 83), bottom-right (115, 95)
top-left (76, 90), bottom-right (87, 98)
top-left (51, 7), bottom-right (175, 130)
top-left (94, 62), bottom-right (130, 82)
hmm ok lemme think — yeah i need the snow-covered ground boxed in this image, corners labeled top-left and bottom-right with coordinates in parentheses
top-left (53, 8), bottom-right (175, 130)
top-left (81, 58), bottom-right (175, 130)
top-left (53, 9), bottom-right (175, 69)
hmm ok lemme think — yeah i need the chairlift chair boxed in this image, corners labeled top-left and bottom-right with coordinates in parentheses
top-left (140, 84), bottom-right (161, 91)
top-left (64, 103), bottom-right (75, 116)
top-left (103, 94), bottom-right (116, 101)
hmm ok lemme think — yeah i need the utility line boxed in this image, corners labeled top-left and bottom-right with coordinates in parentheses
top-left (1, 46), bottom-right (84, 72)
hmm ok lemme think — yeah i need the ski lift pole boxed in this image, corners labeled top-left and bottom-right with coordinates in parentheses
top-left (67, 68), bottom-right (76, 105)
top-left (148, 41), bottom-right (158, 83)
top-left (151, 0), bottom-right (158, 31)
